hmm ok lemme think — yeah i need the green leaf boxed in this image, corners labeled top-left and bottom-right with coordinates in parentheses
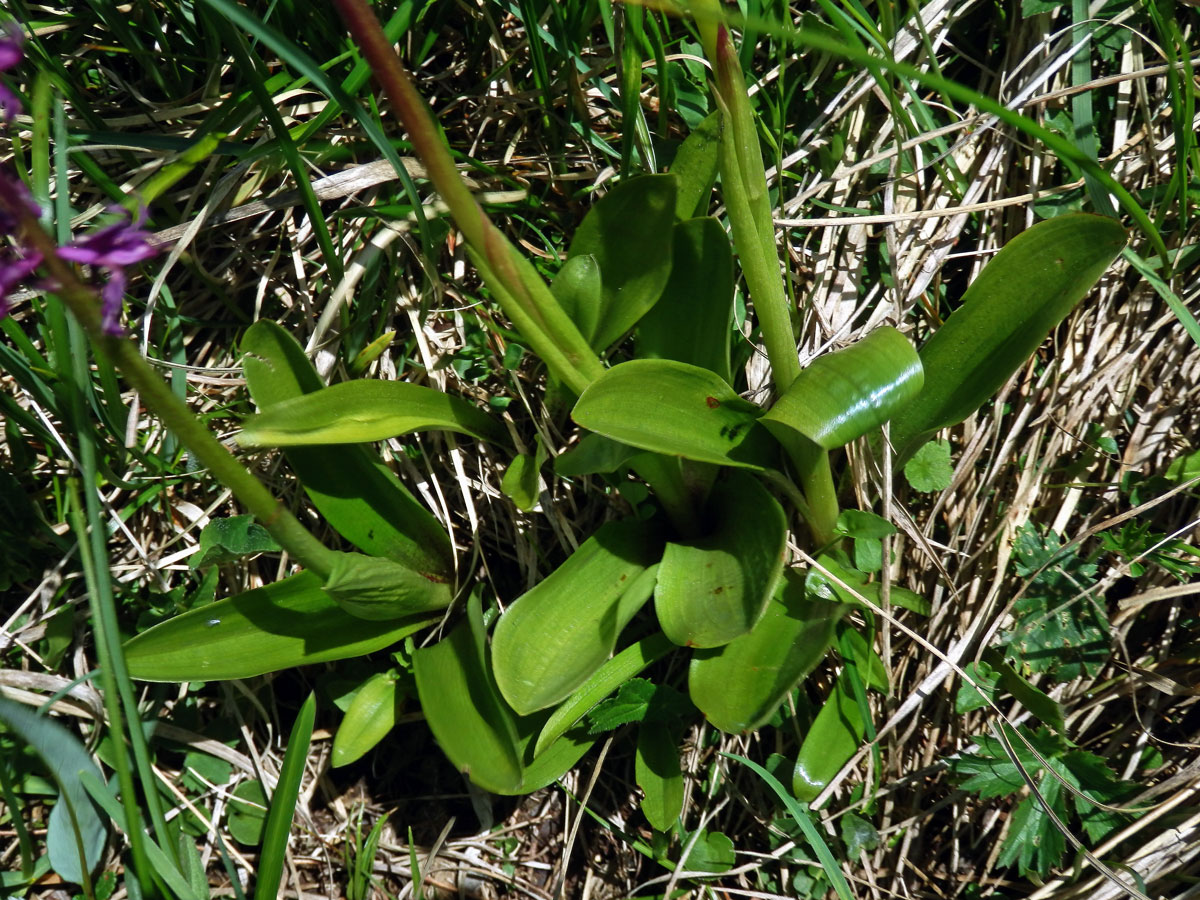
top-left (124, 571), bottom-right (438, 681)
top-left (681, 830), bottom-right (735, 873)
top-left (670, 111), bottom-right (722, 220)
top-left (567, 174), bottom-right (677, 349)
top-left (554, 431), bottom-right (642, 477)
top-left (891, 214), bottom-right (1127, 463)
top-left (903, 440), bottom-right (954, 492)
top-left (0, 698), bottom-right (108, 885)
top-left (332, 671), bottom-right (401, 767)
top-left (585, 678), bottom-right (694, 735)
top-left (1165, 447), bottom-right (1200, 484)
top-left (551, 253), bottom-right (604, 348)
top-left (636, 217), bottom-right (734, 383)
top-left (955, 660), bottom-right (1000, 714)
top-left (534, 633), bottom-right (676, 757)
top-left (254, 693), bottom-right (314, 900)
top-left (413, 594), bottom-right (524, 793)
top-left (1005, 523), bottom-right (1108, 680)
top-left (227, 780), bottom-right (267, 846)
top-left (981, 649), bottom-right (1066, 733)
top-left (501, 439), bottom-right (548, 512)
top-left (793, 668), bottom-right (868, 802)
top-left (689, 569), bottom-right (843, 733)
top-left (190, 515), bottom-right (280, 569)
top-left (655, 471), bottom-right (787, 648)
top-left (492, 522), bottom-right (663, 715)
top-left (322, 551), bottom-right (452, 620)
top-left (242, 320), bottom-right (453, 576)
top-left (238, 379), bottom-right (507, 447)
top-left (840, 812), bottom-right (880, 859)
top-left (805, 553), bottom-right (931, 616)
top-left (636, 722), bottom-right (684, 832)
top-left (572, 359), bottom-right (776, 469)
top-left (760, 326), bottom-right (923, 451)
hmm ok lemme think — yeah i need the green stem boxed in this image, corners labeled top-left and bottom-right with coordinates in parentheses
top-left (331, 0), bottom-right (605, 395)
top-left (5, 206), bottom-right (340, 580)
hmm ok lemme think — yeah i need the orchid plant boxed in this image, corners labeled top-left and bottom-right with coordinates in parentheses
top-left (0, 0), bottom-right (1130, 858)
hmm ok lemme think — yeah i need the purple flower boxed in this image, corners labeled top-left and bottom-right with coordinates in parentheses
top-left (0, 170), bottom-right (42, 319)
top-left (0, 22), bottom-right (25, 121)
top-left (59, 206), bottom-right (160, 335)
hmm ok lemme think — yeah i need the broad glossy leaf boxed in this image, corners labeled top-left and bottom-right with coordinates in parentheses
top-left (572, 359), bottom-right (776, 469)
top-left (414, 594), bottom-right (596, 794)
top-left (690, 570), bottom-right (843, 733)
top-left (637, 722), bottom-right (683, 831)
top-left (670, 111), bottom-right (721, 220)
top-left (124, 572), bottom-right (437, 681)
top-left (567, 174), bottom-right (677, 349)
top-left (413, 595), bottom-right (524, 793)
top-left (323, 551), bottom-right (452, 620)
top-left (891, 214), bottom-right (1127, 463)
top-left (792, 668), bottom-right (867, 802)
top-left (331, 672), bottom-right (401, 767)
top-left (655, 471), bottom-right (787, 648)
top-left (637, 217), bottom-right (734, 383)
top-left (242, 321), bottom-right (453, 575)
top-left (238, 379), bottom-right (506, 447)
top-left (761, 326), bottom-right (923, 451)
top-left (492, 522), bottom-right (663, 715)
top-left (0, 698), bottom-right (107, 885)
top-left (551, 253), bottom-right (603, 348)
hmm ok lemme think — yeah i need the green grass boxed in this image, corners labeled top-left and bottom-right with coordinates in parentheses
top-left (1, 1), bottom-right (1198, 898)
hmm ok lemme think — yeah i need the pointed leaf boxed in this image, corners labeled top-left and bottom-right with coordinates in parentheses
top-left (572, 359), bottom-right (776, 469)
top-left (670, 111), bottom-right (721, 220)
top-left (124, 571), bottom-right (437, 681)
top-left (637, 721), bottom-right (684, 831)
top-left (551, 253), bottom-right (604, 348)
top-left (891, 214), bottom-right (1127, 463)
top-left (554, 431), bottom-right (642, 477)
top-left (242, 321), bottom-right (453, 575)
top-left (0, 698), bottom-right (108, 885)
top-left (238, 379), bottom-right (507, 447)
top-left (323, 551), bottom-right (452, 620)
top-left (690, 569), bottom-right (843, 733)
top-left (332, 671), bottom-right (401, 767)
top-left (413, 595), bottom-right (524, 793)
top-left (761, 326), bottom-right (923, 451)
top-left (637, 217), bottom-right (734, 383)
top-left (655, 471), bottom-right (787, 648)
top-left (492, 522), bottom-right (663, 715)
top-left (254, 693), bottom-right (314, 900)
top-left (793, 668), bottom-right (868, 802)
top-left (567, 174), bottom-right (677, 349)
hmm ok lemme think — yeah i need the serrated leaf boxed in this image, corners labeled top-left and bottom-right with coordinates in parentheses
top-left (585, 678), bottom-right (693, 735)
top-left (572, 359), bottom-right (776, 469)
top-left (955, 660), bottom-right (1000, 714)
top-left (238, 379), bottom-right (507, 447)
top-left (690, 569), bottom-right (843, 733)
top-left (891, 215), bottom-right (1127, 463)
top-left (125, 571), bottom-right (437, 681)
top-left (191, 515), bottom-right (280, 569)
top-left (761, 327), bottom-right (923, 451)
top-left (492, 522), bottom-right (662, 715)
top-left (903, 440), bottom-right (954, 492)
top-left (655, 471), bottom-right (787, 648)
top-left (567, 174), bottom-right (677, 349)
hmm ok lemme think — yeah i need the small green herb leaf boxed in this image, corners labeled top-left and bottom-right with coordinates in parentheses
top-left (191, 515), bottom-right (280, 569)
top-left (903, 440), bottom-right (954, 492)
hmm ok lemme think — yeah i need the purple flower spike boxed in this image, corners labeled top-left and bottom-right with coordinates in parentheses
top-left (59, 206), bottom-right (161, 335)
top-left (0, 22), bottom-right (25, 121)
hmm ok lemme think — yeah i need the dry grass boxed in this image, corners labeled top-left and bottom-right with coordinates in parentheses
top-left (2, 2), bottom-right (1199, 898)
